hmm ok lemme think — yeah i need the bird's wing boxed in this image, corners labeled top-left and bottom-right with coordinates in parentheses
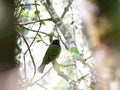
top-left (42, 46), bottom-right (51, 64)
top-left (49, 45), bottom-right (61, 62)
top-left (42, 45), bottom-right (61, 65)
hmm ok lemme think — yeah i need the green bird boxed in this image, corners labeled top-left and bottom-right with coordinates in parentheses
top-left (38, 39), bottom-right (61, 73)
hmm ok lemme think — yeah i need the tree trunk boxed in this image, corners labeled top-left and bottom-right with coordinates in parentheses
top-left (78, 0), bottom-right (120, 89)
top-left (0, 0), bottom-right (19, 90)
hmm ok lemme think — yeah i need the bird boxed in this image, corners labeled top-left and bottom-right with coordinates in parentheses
top-left (38, 39), bottom-right (61, 73)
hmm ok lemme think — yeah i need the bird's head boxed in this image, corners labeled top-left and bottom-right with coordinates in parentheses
top-left (52, 39), bottom-right (60, 46)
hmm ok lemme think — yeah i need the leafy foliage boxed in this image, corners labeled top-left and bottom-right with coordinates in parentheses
top-left (15, 0), bottom-right (93, 90)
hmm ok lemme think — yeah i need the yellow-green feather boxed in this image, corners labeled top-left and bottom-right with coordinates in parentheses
top-left (38, 40), bottom-right (61, 73)
top-left (42, 44), bottom-right (61, 64)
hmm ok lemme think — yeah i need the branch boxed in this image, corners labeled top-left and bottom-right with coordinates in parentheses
top-left (18, 25), bottom-right (49, 35)
top-left (61, 0), bottom-right (73, 19)
top-left (36, 83), bottom-right (48, 90)
top-left (19, 18), bottom-right (52, 25)
top-left (22, 67), bottom-right (52, 89)
top-left (56, 28), bottom-right (69, 49)
top-left (52, 61), bottom-right (78, 88)
top-left (31, 67), bottom-right (52, 85)
top-left (17, 30), bottom-right (36, 81)
top-left (40, 0), bottom-right (75, 49)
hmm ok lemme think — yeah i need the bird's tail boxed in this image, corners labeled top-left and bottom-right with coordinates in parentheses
top-left (38, 64), bottom-right (46, 73)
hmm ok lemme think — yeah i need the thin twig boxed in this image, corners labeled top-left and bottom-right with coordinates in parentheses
top-left (61, 64), bottom-right (76, 67)
top-left (47, 0), bottom-right (73, 50)
top-left (40, 0), bottom-right (75, 49)
top-left (23, 22), bottom-right (37, 81)
top-left (18, 25), bottom-right (49, 35)
top-left (52, 61), bottom-right (78, 88)
top-left (32, 67), bottom-right (52, 85)
top-left (17, 30), bottom-right (36, 81)
top-left (36, 83), bottom-right (48, 90)
top-left (21, 67), bottom-right (52, 89)
top-left (19, 18), bottom-right (52, 25)
top-left (56, 29), bottom-right (69, 49)
top-left (61, 0), bottom-right (73, 19)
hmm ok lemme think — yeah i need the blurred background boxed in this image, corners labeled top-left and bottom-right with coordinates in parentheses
top-left (0, 0), bottom-right (120, 90)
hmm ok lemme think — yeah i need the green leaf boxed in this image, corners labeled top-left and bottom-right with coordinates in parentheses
top-left (37, 40), bottom-right (41, 43)
top-left (41, 21), bottom-right (45, 25)
top-left (34, 10), bottom-right (40, 16)
top-left (69, 48), bottom-right (79, 56)
top-left (17, 25), bottom-right (25, 32)
top-left (37, 33), bottom-right (41, 38)
top-left (16, 44), bottom-right (22, 52)
top-left (77, 74), bottom-right (89, 82)
top-left (22, 10), bottom-right (28, 17)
